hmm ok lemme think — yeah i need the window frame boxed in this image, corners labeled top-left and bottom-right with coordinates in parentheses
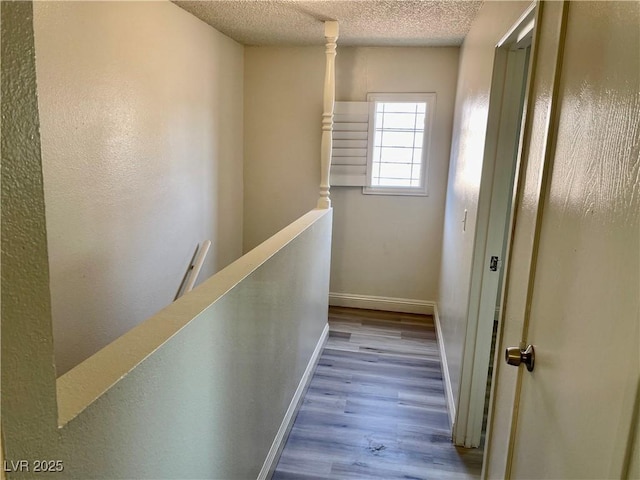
top-left (363, 92), bottom-right (436, 196)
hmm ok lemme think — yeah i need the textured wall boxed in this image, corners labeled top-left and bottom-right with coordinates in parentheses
top-left (331, 47), bottom-right (458, 302)
top-left (52, 210), bottom-right (332, 479)
top-left (3, 7), bottom-right (332, 475)
top-left (244, 46), bottom-right (458, 302)
top-left (1, 0), bottom-right (59, 467)
top-left (243, 46), bottom-right (325, 253)
top-left (32, 1), bottom-right (244, 375)
top-left (437, 1), bottom-right (530, 407)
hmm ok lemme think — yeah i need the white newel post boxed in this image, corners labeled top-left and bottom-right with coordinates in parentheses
top-left (317, 20), bottom-right (339, 209)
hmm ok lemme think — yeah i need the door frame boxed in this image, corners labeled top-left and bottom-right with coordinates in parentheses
top-left (481, 1), bottom-right (570, 477)
top-left (453, 3), bottom-right (536, 448)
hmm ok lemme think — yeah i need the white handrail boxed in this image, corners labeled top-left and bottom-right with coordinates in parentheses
top-left (184, 240), bottom-right (211, 294)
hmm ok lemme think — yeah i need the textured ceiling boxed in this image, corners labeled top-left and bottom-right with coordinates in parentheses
top-left (174, 1), bottom-right (484, 47)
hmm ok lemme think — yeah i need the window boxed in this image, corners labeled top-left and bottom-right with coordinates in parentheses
top-left (329, 93), bottom-right (435, 193)
top-left (364, 93), bottom-right (435, 195)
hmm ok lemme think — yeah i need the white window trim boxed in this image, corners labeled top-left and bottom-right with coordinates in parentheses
top-left (363, 92), bottom-right (436, 196)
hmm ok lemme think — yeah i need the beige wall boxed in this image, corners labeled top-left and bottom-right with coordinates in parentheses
top-left (2, 0), bottom-right (59, 466)
top-left (33, 1), bottom-right (244, 375)
top-left (437, 1), bottom-right (530, 404)
top-left (244, 46), bottom-right (459, 302)
top-left (332, 47), bottom-right (458, 301)
top-left (51, 210), bottom-right (332, 479)
top-left (243, 46), bottom-right (324, 253)
top-left (4, 5), bottom-right (332, 476)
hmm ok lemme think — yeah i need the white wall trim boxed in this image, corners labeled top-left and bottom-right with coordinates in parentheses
top-left (434, 303), bottom-right (456, 431)
top-left (328, 292), bottom-right (435, 315)
top-left (258, 322), bottom-right (329, 480)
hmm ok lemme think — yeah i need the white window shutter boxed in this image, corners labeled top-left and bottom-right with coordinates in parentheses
top-left (330, 101), bottom-right (369, 186)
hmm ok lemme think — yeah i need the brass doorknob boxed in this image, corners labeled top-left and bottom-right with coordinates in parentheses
top-left (505, 344), bottom-right (535, 372)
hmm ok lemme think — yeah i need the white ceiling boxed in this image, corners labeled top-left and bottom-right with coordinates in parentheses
top-left (174, 1), bottom-right (484, 47)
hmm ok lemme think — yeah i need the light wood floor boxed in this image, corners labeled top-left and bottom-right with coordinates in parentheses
top-left (273, 307), bottom-right (483, 480)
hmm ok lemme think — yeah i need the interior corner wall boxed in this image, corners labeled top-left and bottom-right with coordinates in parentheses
top-left (243, 46), bottom-right (325, 254)
top-left (437, 1), bottom-right (531, 406)
top-left (33, 1), bottom-right (244, 375)
top-left (244, 46), bottom-right (459, 303)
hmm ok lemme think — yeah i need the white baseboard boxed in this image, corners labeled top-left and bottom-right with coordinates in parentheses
top-left (257, 322), bottom-right (329, 480)
top-left (434, 303), bottom-right (456, 431)
top-left (328, 292), bottom-right (435, 315)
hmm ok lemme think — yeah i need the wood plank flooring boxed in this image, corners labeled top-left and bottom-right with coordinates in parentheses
top-left (273, 307), bottom-right (483, 480)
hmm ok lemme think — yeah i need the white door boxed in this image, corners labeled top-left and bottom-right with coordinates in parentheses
top-left (485, 1), bottom-right (640, 478)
